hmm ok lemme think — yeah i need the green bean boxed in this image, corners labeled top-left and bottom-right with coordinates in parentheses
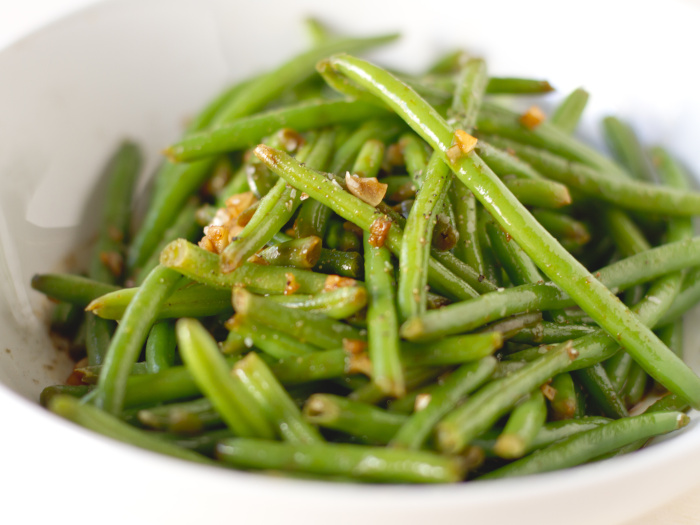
top-left (508, 321), bottom-right (597, 345)
top-left (602, 117), bottom-right (655, 182)
top-left (233, 353), bottom-right (323, 444)
top-left (400, 133), bottom-right (430, 185)
top-left (477, 102), bottom-right (627, 177)
top-left (573, 364), bottom-right (628, 419)
top-left (331, 119), bottom-right (403, 174)
top-left (485, 218), bottom-right (542, 286)
top-left (48, 395), bottom-right (214, 465)
top-left (474, 141), bottom-right (545, 180)
top-left (656, 319), bottom-right (684, 359)
top-left (450, 185), bottom-right (484, 274)
top-left (430, 249), bottom-right (498, 295)
top-left (160, 239), bottom-right (333, 293)
top-left (216, 438), bottom-right (465, 483)
top-left (324, 54), bottom-right (700, 408)
top-left (623, 363), bottom-right (649, 408)
top-left (135, 198), bottom-right (201, 285)
top-left (401, 333), bottom-right (500, 368)
top-left (351, 139), bottom-right (385, 178)
top-left (472, 417), bottom-right (611, 457)
top-left (550, 88), bottom-right (589, 134)
top-left (89, 141), bottom-right (141, 284)
top-left (530, 209), bottom-right (590, 245)
top-left (657, 266), bottom-right (700, 326)
top-left (137, 397), bottom-right (222, 434)
top-left (171, 102), bottom-right (391, 165)
top-left (258, 236), bottom-right (322, 269)
top-left (549, 373), bottom-right (578, 420)
top-left (400, 236), bottom-right (700, 341)
top-left (303, 394), bottom-right (407, 444)
top-left (270, 349), bottom-right (367, 385)
top-left (91, 266), bottom-right (182, 414)
top-left (162, 429), bottom-right (235, 456)
top-left (604, 350), bottom-right (634, 393)
top-left (222, 128), bottom-right (335, 272)
top-left (480, 411), bottom-right (689, 479)
top-left (176, 318), bottom-right (275, 438)
top-left (604, 207), bottom-right (651, 257)
top-left (228, 315), bottom-right (319, 358)
top-left (436, 342), bottom-right (578, 453)
top-left (350, 367), bottom-right (444, 405)
top-left (645, 393), bottom-right (689, 414)
top-left (85, 313), bottom-right (112, 368)
top-left (398, 152), bottom-right (451, 321)
top-left (486, 77), bottom-right (554, 95)
top-left (363, 231), bottom-right (404, 397)
top-left (127, 159), bottom-right (218, 273)
top-left (427, 50), bottom-right (466, 75)
top-left (304, 17), bottom-right (332, 45)
top-left (253, 146), bottom-right (479, 301)
top-left (503, 178), bottom-right (572, 209)
top-left (494, 390), bottom-right (547, 459)
top-left (145, 321), bottom-right (176, 374)
top-left (268, 286), bottom-right (368, 320)
top-left (31, 273), bottom-right (119, 307)
top-left (40, 384), bottom-right (92, 407)
top-left (314, 249), bottom-right (364, 279)
top-left (233, 288), bottom-right (364, 349)
top-left (324, 220), bottom-right (363, 252)
top-left (484, 136), bottom-right (700, 216)
top-left (87, 281), bottom-right (232, 321)
top-left (123, 365), bottom-right (205, 407)
top-left (390, 357), bottom-right (497, 450)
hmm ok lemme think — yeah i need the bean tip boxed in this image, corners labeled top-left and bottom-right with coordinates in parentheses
top-left (253, 144), bottom-right (279, 167)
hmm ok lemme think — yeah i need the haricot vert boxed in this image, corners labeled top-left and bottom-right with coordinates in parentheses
top-left (31, 20), bottom-right (700, 483)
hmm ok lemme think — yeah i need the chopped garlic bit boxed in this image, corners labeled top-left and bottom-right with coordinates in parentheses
top-left (454, 129), bottom-right (478, 154)
top-left (343, 338), bottom-right (368, 354)
top-left (324, 274), bottom-right (357, 292)
top-left (198, 191), bottom-right (258, 254)
top-left (345, 172), bottom-right (388, 207)
top-left (520, 106), bottom-right (546, 130)
top-left (414, 393), bottom-right (432, 412)
top-left (284, 272), bottom-right (301, 295)
top-left (446, 130), bottom-right (478, 164)
top-left (369, 216), bottom-right (393, 247)
top-left (540, 384), bottom-right (557, 401)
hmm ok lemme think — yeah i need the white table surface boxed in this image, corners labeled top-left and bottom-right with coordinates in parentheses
top-left (1, 1), bottom-right (699, 523)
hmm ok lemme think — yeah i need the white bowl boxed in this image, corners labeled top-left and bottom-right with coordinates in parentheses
top-left (2, 0), bottom-right (700, 523)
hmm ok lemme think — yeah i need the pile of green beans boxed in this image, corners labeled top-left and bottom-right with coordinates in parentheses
top-left (35, 20), bottom-right (700, 484)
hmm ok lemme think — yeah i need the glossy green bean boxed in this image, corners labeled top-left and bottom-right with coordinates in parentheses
top-left (233, 288), bottom-right (364, 349)
top-left (481, 412), bottom-right (689, 479)
top-left (390, 357), bottom-right (497, 450)
top-left (400, 236), bottom-right (700, 341)
top-left (176, 318), bottom-right (275, 438)
top-left (494, 390), bottom-right (547, 459)
top-left (216, 438), bottom-right (465, 483)
top-left (145, 321), bottom-right (176, 374)
top-left (92, 266), bottom-right (183, 414)
top-left (160, 239), bottom-right (332, 293)
top-left (436, 342), bottom-right (578, 453)
top-left (364, 231), bottom-right (404, 397)
top-left (550, 88), bottom-right (589, 134)
top-left (233, 353), bottom-right (323, 444)
top-left (303, 394), bottom-right (406, 444)
top-left (49, 395), bottom-right (213, 464)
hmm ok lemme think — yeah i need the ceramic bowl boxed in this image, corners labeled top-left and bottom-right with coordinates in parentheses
top-left (2, 1), bottom-right (700, 523)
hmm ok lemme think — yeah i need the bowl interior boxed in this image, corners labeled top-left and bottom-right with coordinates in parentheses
top-left (2, 0), bottom-right (700, 524)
